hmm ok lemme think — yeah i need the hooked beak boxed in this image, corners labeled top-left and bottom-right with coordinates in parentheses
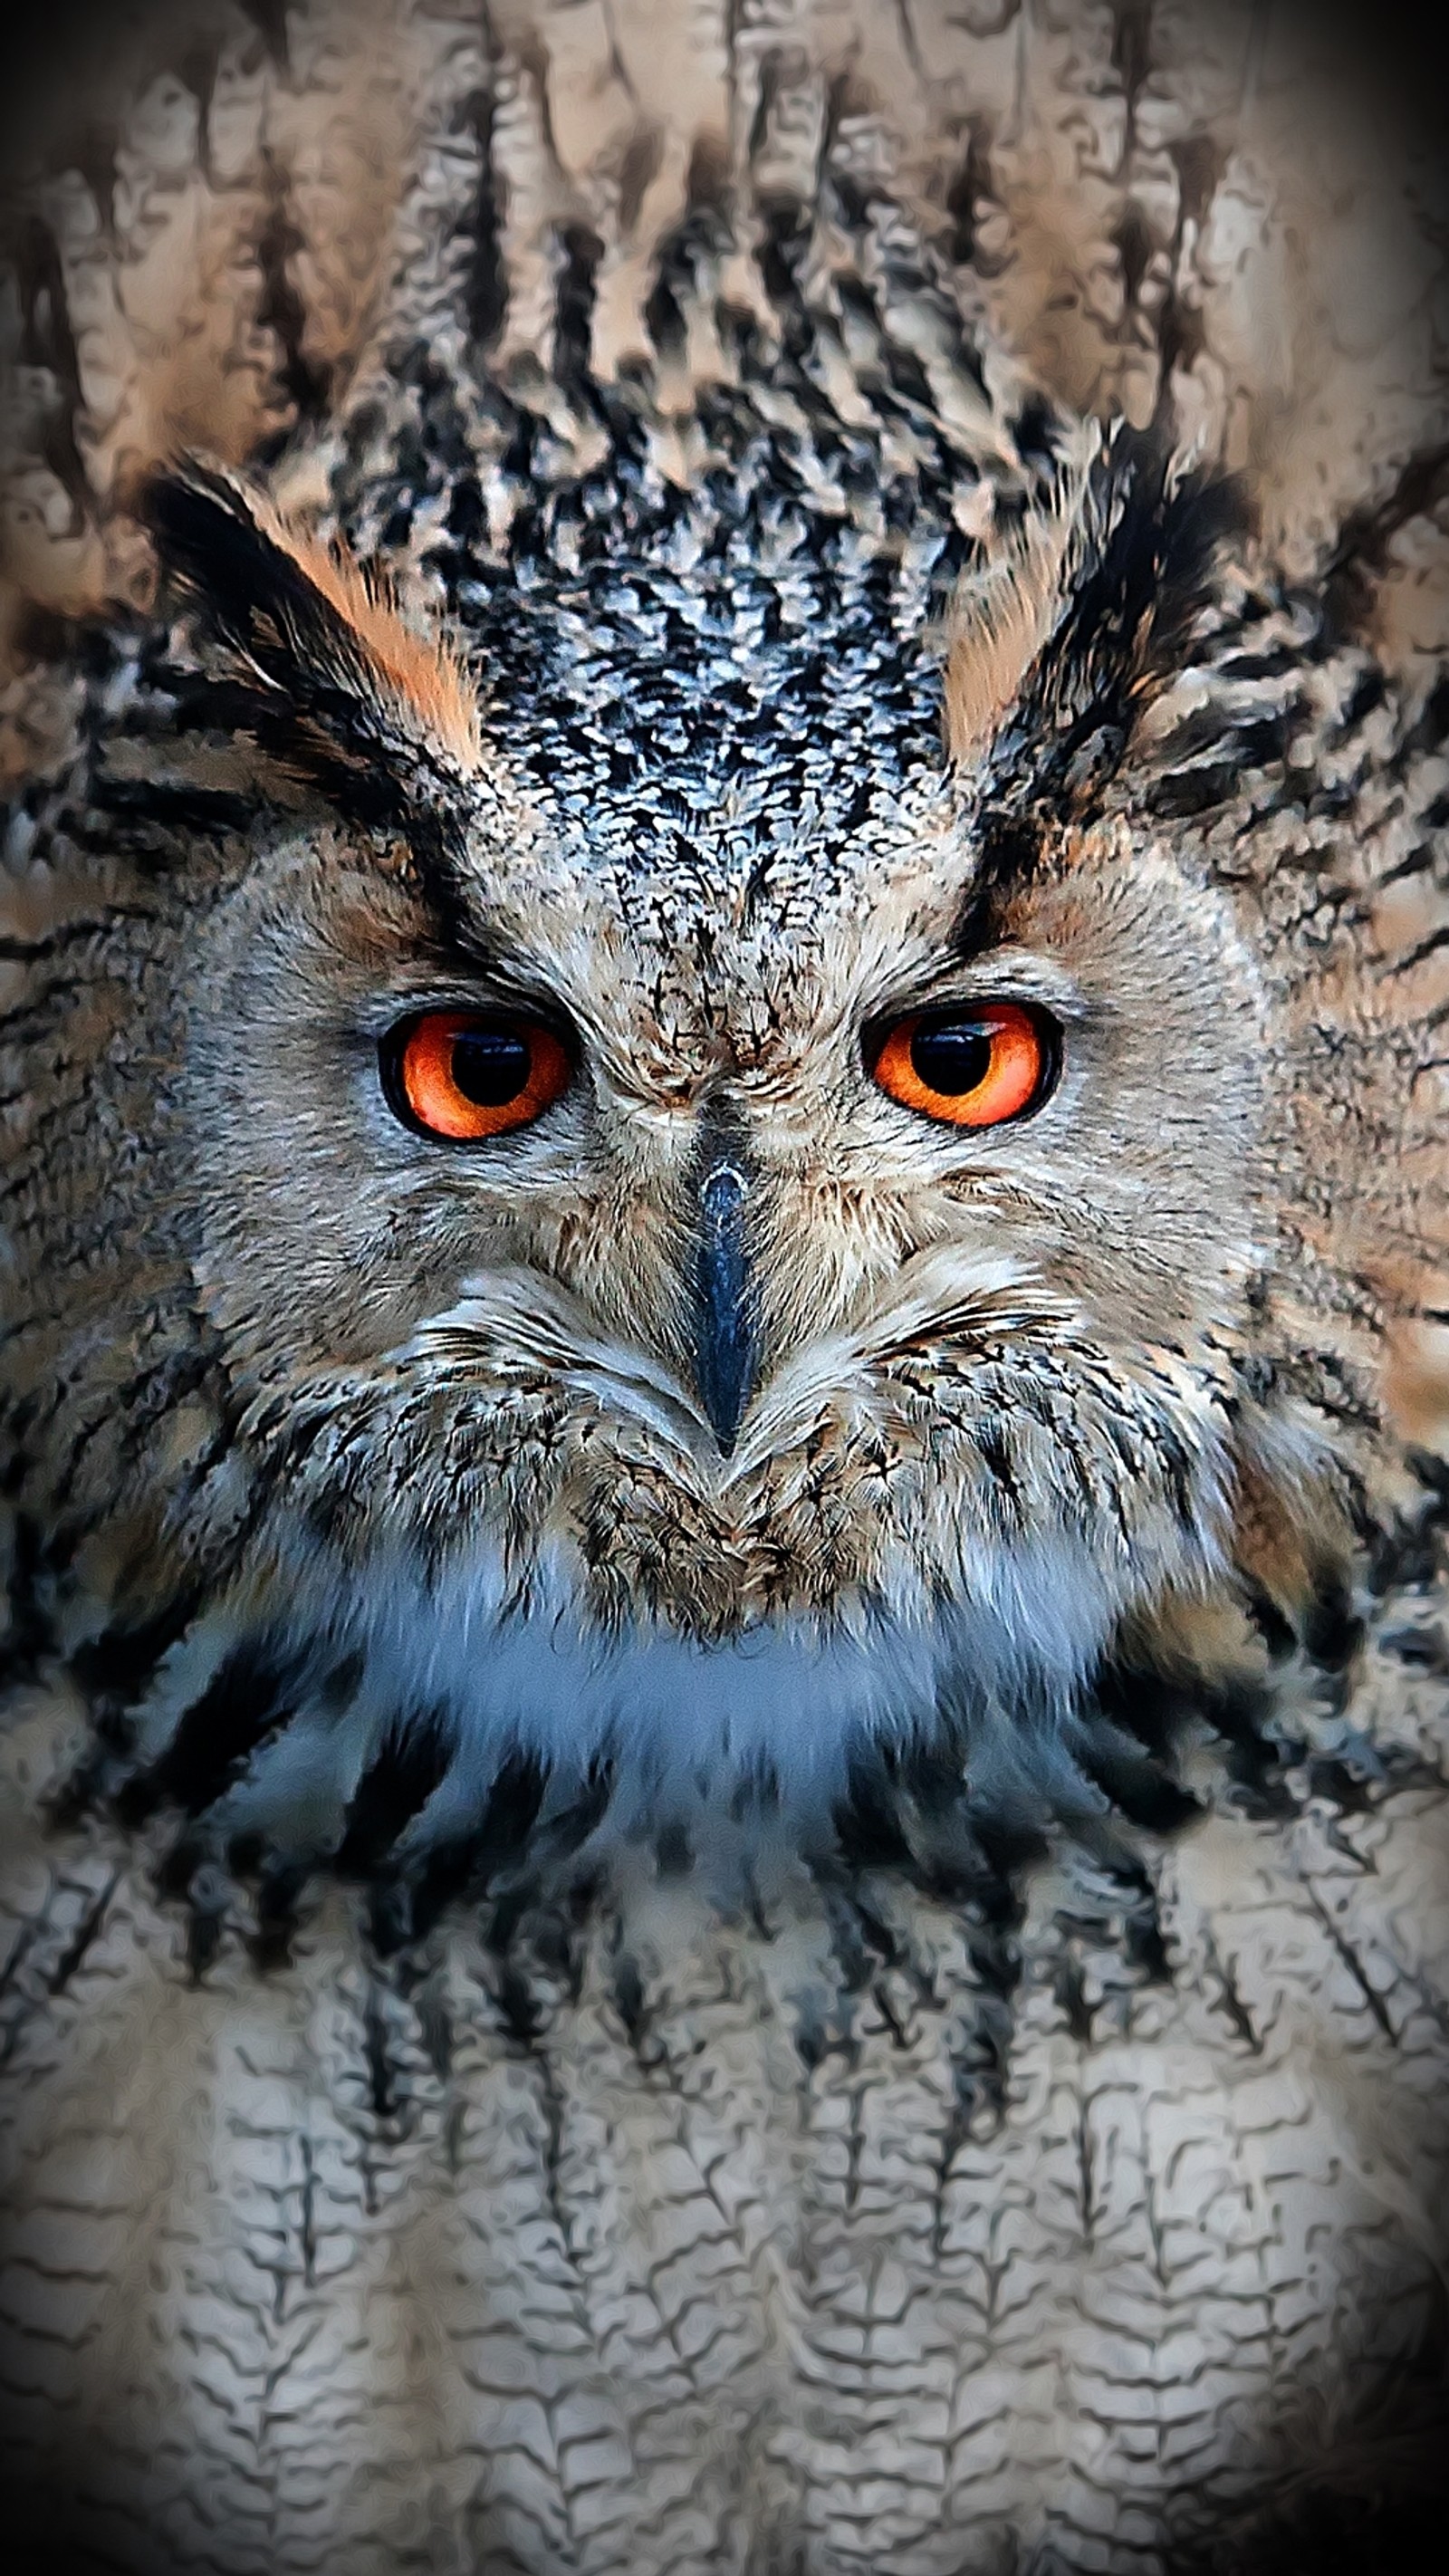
top-left (692, 1151), bottom-right (757, 1455)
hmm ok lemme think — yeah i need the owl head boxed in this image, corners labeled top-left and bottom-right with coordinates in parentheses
top-left (7, 421), bottom-right (1366, 1926)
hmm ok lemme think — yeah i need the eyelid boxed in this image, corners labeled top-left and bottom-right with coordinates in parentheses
top-left (874, 966), bottom-right (1090, 1025)
top-left (365, 981), bottom-right (575, 1036)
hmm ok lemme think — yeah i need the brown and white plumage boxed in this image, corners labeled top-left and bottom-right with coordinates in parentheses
top-left (1, 4), bottom-right (1447, 2570)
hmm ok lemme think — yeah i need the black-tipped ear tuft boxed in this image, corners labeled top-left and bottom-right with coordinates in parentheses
top-left (142, 462), bottom-right (482, 829)
top-left (969, 428), bottom-right (1248, 818)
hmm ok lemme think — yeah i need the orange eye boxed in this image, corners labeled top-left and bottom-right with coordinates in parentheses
top-left (384, 1010), bottom-right (571, 1140)
top-left (869, 1001), bottom-right (1055, 1128)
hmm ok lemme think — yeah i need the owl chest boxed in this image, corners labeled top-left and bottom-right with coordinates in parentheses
top-left (4, 1757), bottom-right (1445, 2576)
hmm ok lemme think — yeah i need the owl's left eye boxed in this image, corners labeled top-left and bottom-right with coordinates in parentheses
top-left (381, 1010), bottom-right (571, 1140)
top-left (868, 1000), bottom-right (1057, 1128)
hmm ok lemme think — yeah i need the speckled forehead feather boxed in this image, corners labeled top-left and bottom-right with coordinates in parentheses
top-left (318, 153), bottom-right (1061, 923)
top-left (464, 486), bottom-right (964, 929)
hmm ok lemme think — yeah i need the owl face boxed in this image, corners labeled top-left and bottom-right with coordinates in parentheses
top-left (5, 441), bottom-right (1308, 1871)
top-left (66, 447), bottom-right (1271, 1848)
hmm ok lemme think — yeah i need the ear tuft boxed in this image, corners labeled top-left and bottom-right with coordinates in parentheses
top-left (944, 424), bottom-right (1098, 764)
top-left (142, 464), bottom-right (483, 812)
top-left (274, 515), bottom-right (485, 782)
top-left (945, 424), bottom-right (1247, 808)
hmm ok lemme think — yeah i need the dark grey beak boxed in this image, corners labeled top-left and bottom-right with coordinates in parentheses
top-left (693, 1155), bottom-right (756, 1455)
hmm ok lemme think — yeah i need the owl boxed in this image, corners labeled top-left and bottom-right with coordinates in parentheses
top-left (1, 2), bottom-right (1447, 2571)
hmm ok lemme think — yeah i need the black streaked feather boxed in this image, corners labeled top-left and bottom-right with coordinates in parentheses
top-left (141, 465), bottom-right (466, 839)
top-left (114, 1635), bottom-right (307, 1825)
top-left (985, 428), bottom-right (1248, 823)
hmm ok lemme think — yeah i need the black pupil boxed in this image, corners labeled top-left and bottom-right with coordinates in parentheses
top-left (908, 1018), bottom-right (994, 1095)
top-left (449, 1024), bottom-right (531, 1107)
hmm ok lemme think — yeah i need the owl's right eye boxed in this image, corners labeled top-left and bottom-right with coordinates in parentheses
top-left (381, 1010), bottom-right (571, 1140)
